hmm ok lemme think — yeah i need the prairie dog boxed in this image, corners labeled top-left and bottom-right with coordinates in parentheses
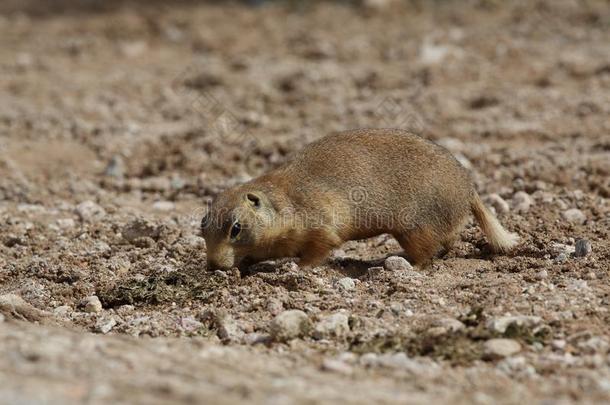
top-left (201, 129), bottom-right (518, 269)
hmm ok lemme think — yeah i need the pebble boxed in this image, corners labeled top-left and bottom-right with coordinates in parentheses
top-left (122, 219), bottom-right (161, 243)
top-left (266, 298), bottom-right (284, 316)
top-left (555, 253), bottom-right (568, 263)
top-left (104, 155), bottom-right (125, 178)
top-left (152, 201), bottom-right (175, 211)
top-left (0, 294), bottom-right (48, 322)
top-left (321, 358), bottom-right (353, 375)
top-left (313, 312), bottom-right (350, 339)
top-left (562, 208), bottom-right (586, 225)
top-left (56, 218), bottom-right (76, 229)
top-left (53, 305), bottom-right (72, 318)
top-left (486, 315), bottom-right (542, 334)
top-left (95, 317), bottom-right (117, 334)
top-left (551, 339), bottom-right (566, 350)
top-left (180, 316), bottom-right (204, 332)
top-left (82, 296), bottom-right (103, 313)
top-left (75, 201), bottom-right (106, 222)
top-left (487, 194), bottom-right (509, 215)
top-left (335, 277), bottom-right (355, 291)
top-left (534, 270), bottom-right (548, 280)
top-left (217, 315), bottom-right (244, 343)
top-left (384, 256), bottom-right (413, 272)
top-left (573, 238), bottom-right (592, 257)
top-left (269, 310), bottom-right (311, 342)
top-left (512, 191), bottom-right (532, 214)
top-left (483, 338), bottom-right (521, 359)
top-left (431, 318), bottom-right (465, 334)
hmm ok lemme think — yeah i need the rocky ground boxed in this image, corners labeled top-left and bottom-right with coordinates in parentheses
top-left (0, 0), bottom-right (609, 403)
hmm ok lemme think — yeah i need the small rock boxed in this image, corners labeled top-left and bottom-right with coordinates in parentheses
top-left (181, 316), bottom-right (204, 332)
top-left (266, 298), bottom-right (284, 316)
top-left (122, 219), bottom-right (161, 243)
top-left (269, 310), bottom-right (311, 342)
top-left (104, 155), bottom-right (125, 178)
top-left (486, 315), bottom-right (542, 334)
top-left (534, 270), bottom-right (548, 280)
top-left (152, 201), bottom-right (175, 211)
top-left (574, 238), bottom-right (592, 257)
top-left (512, 191), bottom-right (532, 214)
top-left (243, 332), bottom-right (270, 345)
top-left (487, 194), bottom-right (510, 215)
top-left (313, 312), bottom-right (350, 339)
top-left (335, 277), bottom-right (355, 291)
top-left (321, 358), bottom-right (353, 375)
top-left (75, 201), bottom-right (106, 222)
top-left (432, 318), bottom-right (465, 334)
top-left (82, 296), bottom-right (103, 313)
top-left (53, 305), bottom-right (72, 318)
top-left (95, 317), bottom-right (117, 334)
top-left (384, 256), bottom-right (413, 272)
top-left (555, 252), bottom-right (568, 263)
top-left (562, 208), bottom-right (586, 225)
top-left (140, 176), bottom-right (171, 192)
top-left (217, 316), bottom-right (244, 343)
top-left (551, 339), bottom-right (566, 350)
top-left (56, 218), bottom-right (76, 229)
top-left (483, 338), bottom-right (521, 359)
top-left (0, 294), bottom-right (49, 322)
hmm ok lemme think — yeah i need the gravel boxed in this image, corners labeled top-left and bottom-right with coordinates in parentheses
top-left (75, 201), bottom-right (106, 222)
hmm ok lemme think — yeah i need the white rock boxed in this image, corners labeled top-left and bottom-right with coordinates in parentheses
top-left (270, 310), bottom-right (311, 342)
top-left (384, 256), bottom-right (413, 272)
top-left (75, 201), bottom-right (106, 222)
top-left (335, 277), bottom-right (356, 291)
top-left (217, 315), bottom-right (244, 343)
top-left (486, 315), bottom-right (542, 334)
top-left (574, 238), bottom-right (592, 257)
top-left (95, 317), bottom-right (117, 334)
top-left (321, 358), bottom-right (353, 375)
top-left (484, 338), bottom-right (521, 359)
top-left (487, 194), bottom-right (510, 215)
top-left (152, 201), bottom-right (175, 211)
top-left (432, 318), bottom-right (465, 333)
top-left (56, 218), bottom-right (76, 229)
top-left (512, 191), bottom-right (532, 214)
top-left (562, 208), bottom-right (586, 225)
top-left (551, 339), bottom-right (566, 350)
top-left (82, 296), bottom-right (103, 313)
top-left (266, 298), bottom-right (284, 316)
top-left (313, 312), bottom-right (350, 339)
top-left (53, 305), bottom-right (72, 317)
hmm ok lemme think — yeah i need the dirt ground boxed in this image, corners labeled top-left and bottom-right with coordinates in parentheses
top-left (0, 0), bottom-right (609, 403)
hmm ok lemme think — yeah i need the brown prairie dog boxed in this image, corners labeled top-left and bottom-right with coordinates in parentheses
top-left (201, 129), bottom-right (519, 269)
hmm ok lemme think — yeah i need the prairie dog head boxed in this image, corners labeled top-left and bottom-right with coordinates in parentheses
top-left (201, 187), bottom-right (279, 270)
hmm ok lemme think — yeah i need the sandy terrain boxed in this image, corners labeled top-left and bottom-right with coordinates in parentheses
top-left (0, 0), bottom-right (609, 403)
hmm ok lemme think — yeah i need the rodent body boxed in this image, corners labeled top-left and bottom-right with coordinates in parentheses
top-left (201, 129), bottom-right (518, 269)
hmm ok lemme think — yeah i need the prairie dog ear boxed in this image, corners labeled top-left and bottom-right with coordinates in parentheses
top-left (245, 192), bottom-right (262, 208)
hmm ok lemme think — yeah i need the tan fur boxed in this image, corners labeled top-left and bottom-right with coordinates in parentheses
top-left (201, 129), bottom-right (519, 269)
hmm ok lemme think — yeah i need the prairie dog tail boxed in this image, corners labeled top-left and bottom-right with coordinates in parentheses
top-left (471, 193), bottom-right (519, 252)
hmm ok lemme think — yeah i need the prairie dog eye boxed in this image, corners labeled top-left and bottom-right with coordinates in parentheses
top-left (229, 221), bottom-right (241, 240)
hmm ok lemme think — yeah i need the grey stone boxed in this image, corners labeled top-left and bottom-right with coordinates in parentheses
top-left (574, 238), bottom-right (592, 257)
top-left (95, 317), bottom-right (117, 334)
top-left (122, 219), bottom-right (161, 243)
top-left (270, 310), bottom-right (311, 342)
top-left (313, 312), bottom-right (350, 339)
top-left (321, 358), bottom-right (353, 375)
top-left (486, 315), bottom-right (542, 334)
top-left (512, 191), bottom-right (532, 214)
top-left (75, 201), bottom-right (106, 222)
top-left (487, 194), bottom-right (510, 215)
top-left (484, 338), bottom-right (521, 359)
top-left (335, 277), bottom-right (355, 291)
top-left (562, 208), bottom-right (586, 225)
top-left (384, 256), bottom-right (413, 272)
top-left (82, 296), bottom-right (103, 313)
